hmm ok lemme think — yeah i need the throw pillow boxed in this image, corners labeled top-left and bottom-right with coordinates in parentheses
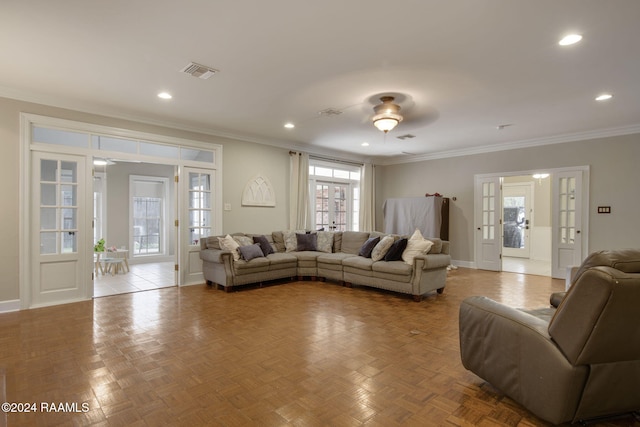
top-left (253, 235), bottom-right (274, 255)
top-left (384, 238), bottom-right (408, 261)
top-left (283, 230), bottom-right (303, 252)
top-left (233, 235), bottom-right (253, 247)
top-left (402, 229), bottom-right (434, 265)
top-left (238, 243), bottom-right (265, 261)
top-left (217, 234), bottom-right (241, 261)
top-left (296, 233), bottom-right (318, 251)
top-left (316, 231), bottom-right (334, 253)
top-left (371, 236), bottom-right (394, 261)
top-left (358, 236), bottom-right (380, 258)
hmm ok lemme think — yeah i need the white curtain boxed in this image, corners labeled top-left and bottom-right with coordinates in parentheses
top-left (359, 163), bottom-right (376, 231)
top-left (289, 152), bottom-right (310, 229)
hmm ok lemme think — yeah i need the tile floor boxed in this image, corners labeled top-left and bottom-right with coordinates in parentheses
top-left (502, 256), bottom-right (552, 276)
top-left (94, 261), bottom-right (176, 297)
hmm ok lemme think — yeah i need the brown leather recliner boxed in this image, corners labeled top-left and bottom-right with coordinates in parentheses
top-left (459, 250), bottom-right (640, 425)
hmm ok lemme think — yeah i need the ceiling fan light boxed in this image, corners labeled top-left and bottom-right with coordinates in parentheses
top-left (373, 116), bottom-right (401, 133)
top-left (372, 96), bottom-right (403, 133)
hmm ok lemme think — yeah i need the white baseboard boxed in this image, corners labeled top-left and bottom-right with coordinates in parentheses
top-left (0, 299), bottom-right (20, 313)
top-left (452, 260), bottom-right (476, 269)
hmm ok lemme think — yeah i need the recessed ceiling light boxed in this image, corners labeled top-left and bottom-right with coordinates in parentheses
top-left (284, 123), bottom-right (295, 129)
top-left (361, 142), bottom-right (370, 147)
top-left (595, 93), bottom-right (613, 101)
top-left (559, 34), bottom-right (583, 46)
top-left (157, 92), bottom-right (172, 99)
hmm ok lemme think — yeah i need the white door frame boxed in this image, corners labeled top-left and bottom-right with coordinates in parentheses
top-left (20, 113), bottom-right (222, 309)
top-left (474, 166), bottom-right (589, 278)
top-left (502, 182), bottom-right (534, 259)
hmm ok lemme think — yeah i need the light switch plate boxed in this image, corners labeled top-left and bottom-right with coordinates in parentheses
top-left (224, 203), bottom-right (231, 211)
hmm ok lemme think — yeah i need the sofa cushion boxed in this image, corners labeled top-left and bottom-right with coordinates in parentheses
top-left (333, 232), bottom-right (343, 252)
top-left (358, 236), bottom-right (380, 258)
top-left (317, 252), bottom-right (354, 265)
top-left (372, 260), bottom-right (412, 277)
top-left (341, 231), bottom-right (372, 255)
top-left (233, 257), bottom-right (270, 274)
top-left (205, 236), bottom-right (222, 250)
top-left (252, 235), bottom-right (275, 255)
top-left (427, 238), bottom-right (443, 254)
top-left (316, 231), bottom-right (334, 253)
top-left (217, 234), bottom-right (241, 261)
top-left (384, 238), bottom-right (408, 261)
top-left (266, 252), bottom-right (298, 268)
top-left (371, 236), bottom-right (394, 261)
top-left (239, 243), bottom-right (265, 261)
top-left (342, 256), bottom-right (374, 271)
top-left (402, 229), bottom-right (434, 265)
top-left (296, 233), bottom-right (318, 251)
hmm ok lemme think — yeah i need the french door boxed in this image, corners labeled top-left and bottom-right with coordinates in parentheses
top-left (502, 183), bottom-right (533, 259)
top-left (474, 176), bottom-right (502, 271)
top-left (314, 182), bottom-right (350, 231)
top-left (181, 167), bottom-right (215, 285)
top-left (31, 152), bottom-right (89, 307)
top-left (551, 170), bottom-right (584, 278)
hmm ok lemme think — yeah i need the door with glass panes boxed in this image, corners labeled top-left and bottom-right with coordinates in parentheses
top-left (314, 182), bottom-right (350, 231)
top-left (182, 168), bottom-right (214, 285)
top-left (31, 152), bottom-right (88, 307)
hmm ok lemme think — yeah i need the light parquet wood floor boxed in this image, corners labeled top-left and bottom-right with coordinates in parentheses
top-left (0, 268), bottom-right (638, 426)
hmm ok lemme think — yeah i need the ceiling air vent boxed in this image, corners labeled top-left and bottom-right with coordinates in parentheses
top-left (318, 108), bottom-right (343, 117)
top-left (396, 134), bottom-right (416, 140)
top-left (180, 62), bottom-right (219, 80)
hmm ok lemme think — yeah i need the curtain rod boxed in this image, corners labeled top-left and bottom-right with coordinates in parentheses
top-left (309, 154), bottom-right (364, 167)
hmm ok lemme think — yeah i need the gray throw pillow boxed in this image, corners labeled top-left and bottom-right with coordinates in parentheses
top-left (358, 236), bottom-right (380, 258)
top-left (253, 235), bottom-right (274, 255)
top-left (239, 243), bottom-right (265, 261)
top-left (296, 233), bottom-right (317, 251)
top-left (384, 238), bottom-right (408, 261)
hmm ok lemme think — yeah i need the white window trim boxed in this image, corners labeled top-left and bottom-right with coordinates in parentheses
top-left (129, 175), bottom-right (170, 258)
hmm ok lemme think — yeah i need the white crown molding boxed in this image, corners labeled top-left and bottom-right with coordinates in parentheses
top-left (4, 85), bottom-right (637, 168)
top-left (0, 86), bottom-right (371, 165)
top-left (375, 124), bottom-right (640, 165)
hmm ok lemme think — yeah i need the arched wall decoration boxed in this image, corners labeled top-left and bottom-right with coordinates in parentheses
top-left (242, 174), bottom-right (276, 207)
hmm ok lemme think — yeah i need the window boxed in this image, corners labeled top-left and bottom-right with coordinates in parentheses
top-left (130, 176), bottom-right (168, 256)
top-left (309, 160), bottom-right (361, 231)
top-left (133, 197), bottom-right (162, 255)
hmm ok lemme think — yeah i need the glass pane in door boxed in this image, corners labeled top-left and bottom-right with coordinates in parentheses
top-left (188, 172), bottom-right (212, 244)
top-left (503, 196), bottom-right (525, 248)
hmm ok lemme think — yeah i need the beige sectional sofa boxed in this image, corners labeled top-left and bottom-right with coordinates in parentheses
top-left (200, 230), bottom-right (451, 301)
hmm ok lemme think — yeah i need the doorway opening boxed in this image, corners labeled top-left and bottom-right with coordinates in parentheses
top-left (92, 159), bottom-right (177, 297)
top-left (501, 175), bottom-right (551, 277)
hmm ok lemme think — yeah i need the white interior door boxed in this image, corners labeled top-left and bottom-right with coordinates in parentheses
top-left (502, 183), bottom-right (533, 259)
top-left (181, 167), bottom-right (214, 285)
top-left (551, 170), bottom-right (584, 278)
top-left (31, 152), bottom-right (89, 307)
top-left (474, 176), bottom-right (502, 271)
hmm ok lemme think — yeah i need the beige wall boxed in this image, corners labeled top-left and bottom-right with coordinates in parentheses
top-left (376, 133), bottom-right (640, 263)
top-left (2, 93), bottom-right (639, 304)
top-left (103, 162), bottom-right (176, 256)
top-left (0, 96), bottom-right (290, 303)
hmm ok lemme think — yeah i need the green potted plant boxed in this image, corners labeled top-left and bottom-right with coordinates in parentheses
top-left (94, 238), bottom-right (105, 252)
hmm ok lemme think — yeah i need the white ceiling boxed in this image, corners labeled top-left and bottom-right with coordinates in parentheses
top-left (2, 0), bottom-right (640, 164)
